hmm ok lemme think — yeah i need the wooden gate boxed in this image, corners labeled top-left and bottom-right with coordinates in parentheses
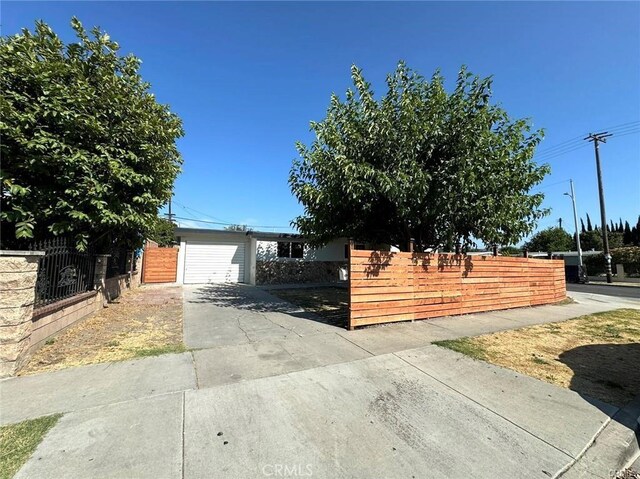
top-left (142, 247), bottom-right (178, 283)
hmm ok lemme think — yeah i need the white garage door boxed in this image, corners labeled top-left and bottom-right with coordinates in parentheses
top-left (184, 241), bottom-right (245, 284)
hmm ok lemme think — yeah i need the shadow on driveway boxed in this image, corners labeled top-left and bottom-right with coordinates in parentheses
top-left (186, 283), bottom-right (346, 328)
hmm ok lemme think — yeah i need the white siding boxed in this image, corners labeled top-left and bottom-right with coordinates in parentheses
top-left (256, 238), bottom-right (347, 262)
top-left (184, 241), bottom-right (245, 284)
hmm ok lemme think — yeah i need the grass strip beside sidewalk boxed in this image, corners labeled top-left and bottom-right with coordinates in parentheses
top-left (434, 309), bottom-right (640, 407)
top-left (0, 414), bottom-right (61, 479)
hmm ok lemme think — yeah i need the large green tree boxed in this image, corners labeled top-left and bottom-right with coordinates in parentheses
top-left (147, 217), bottom-right (176, 247)
top-left (289, 63), bottom-right (549, 252)
top-left (0, 19), bottom-right (184, 250)
top-left (524, 227), bottom-right (573, 252)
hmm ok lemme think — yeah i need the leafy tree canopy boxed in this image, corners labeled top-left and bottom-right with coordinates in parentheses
top-left (580, 230), bottom-right (603, 251)
top-left (0, 19), bottom-right (184, 251)
top-left (290, 62), bottom-right (549, 252)
top-left (147, 217), bottom-right (176, 247)
top-left (524, 227), bottom-right (573, 252)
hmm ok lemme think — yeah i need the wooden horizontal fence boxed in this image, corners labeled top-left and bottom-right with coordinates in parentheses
top-left (142, 247), bottom-right (178, 283)
top-left (348, 250), bottom-right (566, 329)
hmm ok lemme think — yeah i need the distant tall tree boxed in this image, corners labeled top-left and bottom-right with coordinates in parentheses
top-left (586, 214), bottom-right (593, 232)
top-left (617, 218), bottom-right (624, 233)
top-left (624, 221), bottom-right (632, 245)
top-left (580, 218), bottom-right (586, 234)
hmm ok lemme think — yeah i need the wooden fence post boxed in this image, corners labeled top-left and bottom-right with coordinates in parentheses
top-left (347, 239), bottom-right (354, 331)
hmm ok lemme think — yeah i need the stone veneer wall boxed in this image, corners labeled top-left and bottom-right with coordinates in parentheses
top-left (29, 272), bottom-right (140, 348)
top-left (256, 260), bottom-right (347, 285)
top-left (0, 251), bottom-right (44, 377)
top-left (0, 251), bottom-right (143, 378)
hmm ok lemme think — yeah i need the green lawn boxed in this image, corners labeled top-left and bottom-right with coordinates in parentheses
top-left (0, 414), bottom-right (61, 479)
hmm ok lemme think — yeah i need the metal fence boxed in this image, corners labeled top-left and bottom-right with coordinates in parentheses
top-left (105, 247), bottom-right (132, 278)
top-left (29, 237), bottom-right (96, 309)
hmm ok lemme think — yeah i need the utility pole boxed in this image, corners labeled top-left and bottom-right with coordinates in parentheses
top-left (166, 193), bottom-right (176, 223)
top-left (585, 132), bottom-right (613, 283)
top-left (564, 180), bottom-right (584, 282)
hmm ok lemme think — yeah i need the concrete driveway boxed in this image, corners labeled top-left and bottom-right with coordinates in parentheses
top-left (3, 284), bottom-right (638, 478)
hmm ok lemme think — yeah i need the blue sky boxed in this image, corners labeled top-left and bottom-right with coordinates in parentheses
top-left (3, 1), bottom-right (639, 243)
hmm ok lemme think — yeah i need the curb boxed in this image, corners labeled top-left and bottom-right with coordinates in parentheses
top-left (585, 281), bottom-right (640, 289)
top-left (559, 395), bottom-right (640, 478)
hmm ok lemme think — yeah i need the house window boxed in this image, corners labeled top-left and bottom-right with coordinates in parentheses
top-left (277, 242), bottom-right (289, 258)
top-left (277, 241), bottom-right (304, 259)
top-left (291, 242), bottom-right (304, 259)
top-left (344, 243), bottom-right (366, 258)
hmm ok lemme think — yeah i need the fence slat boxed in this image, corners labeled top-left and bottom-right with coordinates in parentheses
top-left (348, 251), bottom-right (566, 329)
top-left (142, 247), bottom-right (178, 283)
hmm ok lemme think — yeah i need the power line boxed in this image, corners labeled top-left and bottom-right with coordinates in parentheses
top-left (172, 198), bottom-right (293, 230)
top-left (609, 128), bottom-right (640, 140)
top-left (534, 121), bottom-right (640, 161)
top-left (174, 215), bottom-right (292, 230)
top-left (532, 179), bottom-right (570, 192)
top-left (535, 136), bottom-right (584, 155)
top-left (537, 121), bottom-right (639, 152)
top-left (536, 125), bottom-right (639, 158)
top-left (534, 129), bottom-right (639, 162)
top-left (174, 215), bottom-right (230, 227)
top-left (535, 143), bottom-right (590, 161)
top-left (595, 120), bottom-right (640, 132)
top-left (172, 200), bottom-right (231, 224)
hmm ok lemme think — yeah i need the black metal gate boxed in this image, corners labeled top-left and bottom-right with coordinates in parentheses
top-left (29, 237), bottom-right (96, 308)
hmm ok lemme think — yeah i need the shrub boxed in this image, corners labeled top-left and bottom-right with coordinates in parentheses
top-left (583, 247), bottom-right (640, 276)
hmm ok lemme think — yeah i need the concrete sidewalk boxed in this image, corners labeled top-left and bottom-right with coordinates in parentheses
top-left (2, 287), bottom-right (637, 424)
top-left (2, 286), bottom-right (638, 478)
top-left (9, 347), bottom-right (620, 479)
top-left (185, 285), bottom-right (639, 386)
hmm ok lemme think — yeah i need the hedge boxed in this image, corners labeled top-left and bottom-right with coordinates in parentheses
top-left (583, 247), bottom-right (640, 276)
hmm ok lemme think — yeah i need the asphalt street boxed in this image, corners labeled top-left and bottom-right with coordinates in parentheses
top-left (567, 282), bottom-right (640, 300)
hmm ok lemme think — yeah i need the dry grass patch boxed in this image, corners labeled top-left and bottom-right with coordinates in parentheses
top-left (434, 309), bottom-right (640, 407)
top-left (0, 414), bottom-right (61, 479)
top-left (20, 286), bottom-right (184, 375)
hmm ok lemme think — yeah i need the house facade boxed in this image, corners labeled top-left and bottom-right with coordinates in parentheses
top-left (174, 227), bottom-right (354, 285)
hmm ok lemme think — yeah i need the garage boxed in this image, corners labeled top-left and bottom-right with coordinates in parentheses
top-left (176, 229), bottom-right (253, 284)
